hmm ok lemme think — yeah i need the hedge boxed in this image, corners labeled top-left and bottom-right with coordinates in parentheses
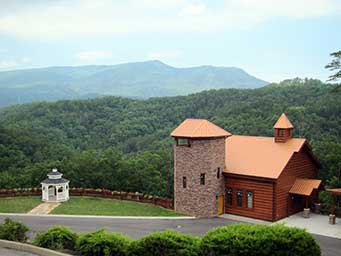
top-left (33, 226), bottom-right (78, 251)
top-left (200, 224), bottom-right (321, 256)
top-left (0, 218), bottom-right (321, 256)
top-left (128, 230), bottom-right (200, 256)
top-left (0, 218), bottom-right (29, 242)
top-left (76, 229), bottom-right (130, 256)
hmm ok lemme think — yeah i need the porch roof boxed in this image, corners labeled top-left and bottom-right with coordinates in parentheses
top-left (289, 178), bottom-right (322, 196)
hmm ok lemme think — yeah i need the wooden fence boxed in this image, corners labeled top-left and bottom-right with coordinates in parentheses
top-left (0, 188), bottom-right (174, 210)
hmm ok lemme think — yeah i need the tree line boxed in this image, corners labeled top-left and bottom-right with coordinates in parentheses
top-left (0, 78), bottom-right (340, 197)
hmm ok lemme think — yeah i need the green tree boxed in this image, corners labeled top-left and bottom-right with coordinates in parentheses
top-left (325, 50), bottom-right (341, 83)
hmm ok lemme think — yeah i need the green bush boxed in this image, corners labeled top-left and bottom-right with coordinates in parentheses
top-left (128, 230), bottom-right (200, 256)
top-left (200, 224), bottom-right (321, 256)
top-left (33, 226), bottom-right (78, 251)
top-left (0, 218), bottom-right (29, 242)
top-left (76, 229), bottom-right (130, 256)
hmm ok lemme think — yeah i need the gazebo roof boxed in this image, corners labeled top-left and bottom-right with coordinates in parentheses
top-left (41, 177), bottom-right (69, 185)
top-left (47, 170), bottom-right (62, 176)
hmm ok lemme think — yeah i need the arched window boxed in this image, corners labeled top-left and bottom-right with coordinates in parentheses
top-left (58, 187), bottom-right (63, 193)
top-left (226, 188), bottom-right (233, 205)
top-left (247, 191), bottom-right (253, 209)
top-left (237, 190), bottom-right (243, 207)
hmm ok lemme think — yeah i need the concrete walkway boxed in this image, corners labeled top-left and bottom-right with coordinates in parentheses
top-left (222, 212), bottom-right (341, 239)
top-left (27, 202), bottom-right (60, 215)
top-left (276, 212), bottom-right (341, 239)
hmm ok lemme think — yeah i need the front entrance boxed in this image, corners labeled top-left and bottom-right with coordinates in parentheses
top-left (217, 195), bottom-right (224, 215)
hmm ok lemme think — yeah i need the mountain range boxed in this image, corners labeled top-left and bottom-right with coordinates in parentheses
top-left (0, 60), bottom-right (268, 107)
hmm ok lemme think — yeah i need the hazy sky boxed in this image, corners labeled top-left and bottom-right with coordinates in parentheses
top-left (0, 0), bottom-right (340, 82)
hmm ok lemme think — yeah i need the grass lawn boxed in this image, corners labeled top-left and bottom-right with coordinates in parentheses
top-left (0, 197), bottom-right (41, 213)
top-left (51, 197), bottom-right (183, 216)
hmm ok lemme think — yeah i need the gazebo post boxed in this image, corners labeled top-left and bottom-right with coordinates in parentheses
top-left (56, 185), bottom-right (59, 201)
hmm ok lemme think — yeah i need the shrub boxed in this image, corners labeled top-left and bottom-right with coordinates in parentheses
top-left (200, 224), bottom-right (321, 256)
top-left (33, 226), bottom-right (78, 251)
top-left (128, 230), bottom-right (200, 256)
top-left (76, 229), bottom-right (130, 256)
top-left (0, 218), bottom-right (29, 242)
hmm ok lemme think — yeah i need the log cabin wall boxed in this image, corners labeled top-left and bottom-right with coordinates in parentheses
top-left (275, 146), bottom-right (318, 220)
top-left (225, 175), bottom-right (275, 221)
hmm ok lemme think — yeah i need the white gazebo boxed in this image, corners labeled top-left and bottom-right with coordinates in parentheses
top-left (41, 168), bottom-right (69, 202)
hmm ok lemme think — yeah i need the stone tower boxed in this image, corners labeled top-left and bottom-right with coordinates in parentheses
top-left (171, 119), bottom-right (231, 217)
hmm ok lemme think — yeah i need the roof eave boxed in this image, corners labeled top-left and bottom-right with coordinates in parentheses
top-left (223, 172), bottom-right (277, 181)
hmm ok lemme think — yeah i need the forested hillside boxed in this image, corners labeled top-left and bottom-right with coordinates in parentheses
top-left (0, 78), bottom-right (340, 197)
top-left (0, 60), bottom-right (267, 107)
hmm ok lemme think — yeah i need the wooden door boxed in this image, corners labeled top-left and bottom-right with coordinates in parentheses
top-left (218, 195), bottom-right (224, 215)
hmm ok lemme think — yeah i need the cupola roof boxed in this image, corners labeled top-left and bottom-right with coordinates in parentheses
top-left (273, 113), bottom-right (294, 129)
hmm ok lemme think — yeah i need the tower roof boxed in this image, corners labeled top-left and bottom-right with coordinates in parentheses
top-left (273, 113), bottom-right (294, 129)
top-left (171, 119), bottom-right (231, 138)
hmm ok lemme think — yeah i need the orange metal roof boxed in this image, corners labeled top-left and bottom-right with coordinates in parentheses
top-left (224, 135), bottom-right (306, 179)
top-left (273, 113), bottom-right (294, 129)
top-left (326, 188), bottom-right (341, 195)
top-left (289, 178), bottom-right (322, 196)
top-left (171, 119), bottom-right (231, 138)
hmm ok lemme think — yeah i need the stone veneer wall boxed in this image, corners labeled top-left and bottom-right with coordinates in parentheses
top-left (174, 137), bottom-right (226, 217)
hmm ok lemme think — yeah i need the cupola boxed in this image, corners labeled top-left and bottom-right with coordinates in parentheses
top-left (273, 113), bottom-right (293, 143)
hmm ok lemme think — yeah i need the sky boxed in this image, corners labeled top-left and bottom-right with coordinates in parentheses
top-left (0, 0), bottom-right (340, 82)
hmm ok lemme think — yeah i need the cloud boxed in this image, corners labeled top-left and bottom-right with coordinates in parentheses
top-left (0, 57), bottom-right (31, 69)
top-left (20, 57), bottom-right (31, 63)
top-left (0, 60), bottom-right (18, 68)
top-left (147, 51), bottom-right (181, 61)
top-left (0, 0), bottom-right (340, 40)
top-left (76, 50), bottom-right (113, 61)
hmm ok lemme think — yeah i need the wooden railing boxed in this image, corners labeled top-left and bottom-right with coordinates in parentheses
top-left (0, 188), bottom-right (174, 210)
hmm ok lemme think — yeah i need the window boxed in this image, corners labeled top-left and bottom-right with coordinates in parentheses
top-left (237, 190), bottom-right (243, 207)
top-left (247, 191), bottom-right (253, 209)
top-left (217, 167), bottom-right (220, 179)
top-left (227, 188), bottom-right (233, 205)
top-left (278, 129), bottom-right (284, 136)
top-left (177, 138), bottom-right (190, 146)
top-left (200, 173), bottom-right (205, 185)
top-left (182, 176), bottom-right (187, 188)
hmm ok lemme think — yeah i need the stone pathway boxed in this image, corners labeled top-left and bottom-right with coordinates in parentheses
top-left (27, 202), bottom-right (60, 215)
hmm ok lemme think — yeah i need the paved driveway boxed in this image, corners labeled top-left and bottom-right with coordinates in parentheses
top-left (0, 247), bottom-right (37, 255)
top-left (0, 214), bottom-right (340, 256)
